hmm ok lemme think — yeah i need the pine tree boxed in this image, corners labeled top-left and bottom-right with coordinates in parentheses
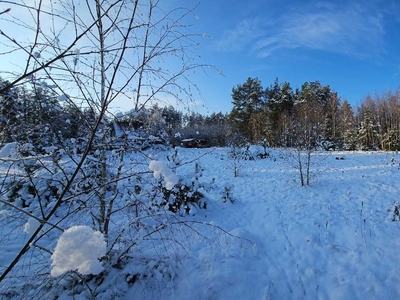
top-left (322, 93), bottom-right (341, 150)
top-left (358, 109), bottom-right (378, 150)
top-left (337, 100), bottom-right (357, 150)
top-left (0, 78), bottom-right (22, 142)
top-left (265, 79), bottom-right (294, 147)
top-left (230, 77), bottom-right (265, 142)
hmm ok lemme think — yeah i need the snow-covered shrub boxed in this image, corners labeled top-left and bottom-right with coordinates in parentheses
top-left (221, 183), bottom-right (235, 204)
top-left (389, 156), bottom-right (400, 170)
top-left (5, 155), bottom-right (64, 209)
top-left (226, 131), bottom-right (247, 177)
top-left (282, 147), bottom-right (315, 186)
top-left (257, 138), bottom-right (270, 159)
top-left (166, 147), bottom-right (181, 167)
top-left (157, 182), bottom-right (205, 214)
top-left (240, 142), bottom-right (256, 161)
top-left (149, 161), bottom-right (209, 214)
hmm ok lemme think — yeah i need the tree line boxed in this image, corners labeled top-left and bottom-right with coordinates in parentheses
top-left (1, 76), bottom-right (399, 151)
top-left (230, 77), bottom-right (400, 151)
top-left (0, 77), bottom-right (231, 150)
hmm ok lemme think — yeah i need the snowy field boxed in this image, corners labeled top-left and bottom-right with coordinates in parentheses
top-left (1, 147), bottom-right (400, 299)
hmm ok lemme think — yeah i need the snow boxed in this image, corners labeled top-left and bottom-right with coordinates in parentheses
top-left (115, 112), bottom-right (124, 118)
top-left (51, 226), bottom-right (106, 276)
top-left (23, 217), bottom-right (40, 234)
top-left (138, 149), bottom-right (400, 299)
top-left (0, 210), bottom-right (9, 218)
top-left (149, 160), bottom-right (179, 190)
top-left (0, 142), bottom-right (17, 158)
top-left (1, 148), bottom-right (400, 299)
top-left (58, 94), bottom-right (70, 102)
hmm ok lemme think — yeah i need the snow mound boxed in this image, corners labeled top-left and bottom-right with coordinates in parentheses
top-left (51, 226), bottom-right (106, 276)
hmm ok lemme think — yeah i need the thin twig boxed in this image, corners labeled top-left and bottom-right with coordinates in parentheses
top-left (0, 199), bottom-right (64, 232)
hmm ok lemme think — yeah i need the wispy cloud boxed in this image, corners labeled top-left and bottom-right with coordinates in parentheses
top-left (214, 1), bottom-right (393, 60)
top-left (214, 18), bottom-right (266, 52)
top-left (276, 5), bottom-right (385, 59)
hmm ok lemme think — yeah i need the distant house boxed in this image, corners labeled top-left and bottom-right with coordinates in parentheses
top-left (111, 120), bottom-right (146, 138)
top-left (181, 138), bottom-right (209, 148)
top-left (110, 120), bottom-right (164, 149)
top-left (111, 121), bottom-right (131, 138)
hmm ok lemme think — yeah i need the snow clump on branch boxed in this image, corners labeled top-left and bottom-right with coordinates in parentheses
top-left (51, 226), bottom-right (106, 276)
top-left (149, 160), bottom-right (179, 190)
top-left (24, 217), bottom-right (40, 234)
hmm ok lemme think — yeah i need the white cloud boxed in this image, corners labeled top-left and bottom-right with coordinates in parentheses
top-left (215, 1), bottom-right (391, 60)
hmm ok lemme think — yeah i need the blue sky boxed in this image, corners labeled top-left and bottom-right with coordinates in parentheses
top-left (1, 0), bottom-right (399, 115)
top-left (181, 0), bottom-right (400, 114)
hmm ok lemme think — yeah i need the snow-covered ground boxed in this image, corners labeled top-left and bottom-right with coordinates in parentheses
top-left (1, 147), bottom-right (400, 299)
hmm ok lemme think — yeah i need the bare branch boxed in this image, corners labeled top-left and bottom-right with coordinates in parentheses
top-left (0, 199), bottom-right (64, 231)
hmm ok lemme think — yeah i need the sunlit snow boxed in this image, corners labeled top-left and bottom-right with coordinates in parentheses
top-left (1, 148), bottom-right (400, 299)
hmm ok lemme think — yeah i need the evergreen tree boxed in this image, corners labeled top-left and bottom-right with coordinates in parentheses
top-left (0, 78), bottom-right (22, 142)
top-left (230, 77), bottom-right (265, 142)
top-left (266, 78), bottom-right (294, 117)
top-left (265, 79), bottom-right (294, 146)
top-left (375, 93), bottom-right (400, 150)
top-left (205, 112), bottom-right (228, 127)
top-left (161, 105), bottom-right (182, 136)
top-left (185, 112), bottom-right (204, 129)
top-left (18, 84), bottom-right (65, 152)
top-left (338, 100), bottom-right (357, 150)
top-left (322, 93), bottom-right (341, 150)
top-left (298, 81), bottom-right (333, 111)
top-left (358, 109), bottom-right (379, 150)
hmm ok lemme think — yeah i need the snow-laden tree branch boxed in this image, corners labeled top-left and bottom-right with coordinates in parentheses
top-left (0, 1), bottom-right (218, 293)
